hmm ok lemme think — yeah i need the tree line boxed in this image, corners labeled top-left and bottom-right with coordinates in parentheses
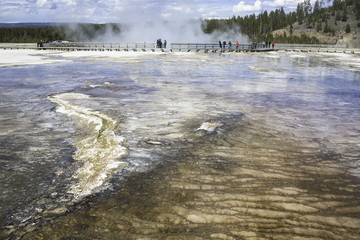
top-left (202, 0), bottom-right (360, 43)
top-left (0, 23), bottom-right (121, 43)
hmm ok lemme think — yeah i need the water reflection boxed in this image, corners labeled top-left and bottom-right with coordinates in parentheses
top-left (0, 51), bottom-right (359, 239)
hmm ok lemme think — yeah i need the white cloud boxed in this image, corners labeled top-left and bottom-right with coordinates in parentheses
top-left (233, 0), bottom-right (262, 13)
top-left (198, 4), bottom-right (234, 19)
top-left (161, 13), bottom-right (172, 18)
top-left (36, 0), bottom-right (48, 8)
top-left (1, 0), bottom-right (221, 23)
top-left (0, 0), bottom-right (307, 23)
top-left (263, 0), bottom-right (285, 6)
top-left (32, 0), bottom-right (75, 10)
top-left (263, 0), bottom-right (301, 8)
top-left (164, 3), bottom-right (196, 17)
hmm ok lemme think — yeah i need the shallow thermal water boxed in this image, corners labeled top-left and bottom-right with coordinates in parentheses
top-left (0, 50), bottom-right (360, 239)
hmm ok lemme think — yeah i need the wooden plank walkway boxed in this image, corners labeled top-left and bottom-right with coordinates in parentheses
top-left (36, 42), bottom-right (274, 53)
top-left (169, 43), bottom-right (273, 52)
top-left (1, 42), bottom-right (359, 54)
top-left (276, 43), bottom-right (360, 54)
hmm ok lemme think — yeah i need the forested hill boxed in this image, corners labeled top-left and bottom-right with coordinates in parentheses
top-left (202, 0), bottom-right (360, 46)
top-left (1, 0), bottom-right (360, 45)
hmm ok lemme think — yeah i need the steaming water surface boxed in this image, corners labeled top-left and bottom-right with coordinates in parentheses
top-left (0, 50), bottom-right (360, 239)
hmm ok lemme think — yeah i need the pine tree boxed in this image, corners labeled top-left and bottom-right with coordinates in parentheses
top-left (323, 20), bottom-right (330, 33)
top-left (297, 2), bottom-right (305, 24)
top-left (356, 0), bottom-right (360, 20)
top-left (345, 23), bottom-right (351, 32)
top-left (316, 22), bottom-right (323, 32)
top-left (342, 6), bottom-right (348, 21)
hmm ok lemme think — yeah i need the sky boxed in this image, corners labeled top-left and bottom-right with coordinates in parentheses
top-left (0, 0), bottom-right (306, 23)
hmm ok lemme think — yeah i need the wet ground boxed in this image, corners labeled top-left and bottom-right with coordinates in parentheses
top-left (0, 50), bottom-right (359, 239)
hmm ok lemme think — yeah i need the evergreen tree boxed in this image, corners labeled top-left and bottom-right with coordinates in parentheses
top-left (314, 0), bottom-right (321, 17)
top-left (323, 19), bottom-right (330, 33)
top-left (342, 5), bottom-right (348, 21)
top-left (356, 0), bottom-right (360, 19)
top-left (336, 11), bottom-right (342, 21)
top-left (345, 23), bottom-right (351, 32)
top-left (316, 22), bottom-right (323, 32)
top-left (297, 2), bottom-right (305, 24)
top-left (333, 0), bottom-right (343, 11)
top-left (304, 0), bottom-right (312, 17)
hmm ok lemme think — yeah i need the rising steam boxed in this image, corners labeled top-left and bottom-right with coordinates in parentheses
top-left (63, 19), bottom-right (249, 44)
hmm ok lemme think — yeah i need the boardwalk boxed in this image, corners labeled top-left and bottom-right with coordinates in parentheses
top-left (1, 42), bottom-right (274, 53)
top-left (276, 43), bottom-right (360, 54)
top-left (38, 42), bottom-right (275, 53)
top-left (1, 42), bottom-right (359, 54)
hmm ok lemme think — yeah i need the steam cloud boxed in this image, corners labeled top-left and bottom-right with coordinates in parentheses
top-left (64, 19), bottom-right (249, 44)
top-left (116, 19), bottom-right (249, 43)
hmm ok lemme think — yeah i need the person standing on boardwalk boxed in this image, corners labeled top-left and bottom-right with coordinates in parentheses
top-left (223, 41), bottom-right (226, 49)
top-left (272, 41), bottom-right (275, 49)
top-left (236, 41), bottom-right (239, 49)
top-left (164, 40), bottom-right (167, 48)
top-left (157, 39), bottom-right (162, 48)
top-left (219, 41), bottom-right (222, 49)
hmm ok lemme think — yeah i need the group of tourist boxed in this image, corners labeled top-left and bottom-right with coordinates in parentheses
top-left (156, 39), bottom-right (167, 48)
top-left (219, 40), bottom-right (275, 50)
top-left (261, 41), bottom-right (275, 48)
top-left (252, 41), bottom-right (275, 49)
top-left (36, 40), bottom-right (44, 47)
top-left (153, 39), bottom-right (276, 51)
top-left (219, 41), bottom-right (237, 49)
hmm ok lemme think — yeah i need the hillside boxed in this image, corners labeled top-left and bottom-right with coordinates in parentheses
top-left (202, 0), bottom-right (360, 46)
top-left (272, 5), bottom-right (360, 47)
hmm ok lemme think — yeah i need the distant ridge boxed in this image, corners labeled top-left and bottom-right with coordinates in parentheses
top-left (0, 22), bottom-right (122, 43)
top-left (0, 23), bottom-right (70, 28)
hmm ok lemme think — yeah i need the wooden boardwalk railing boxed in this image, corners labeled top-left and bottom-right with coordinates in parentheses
top-left (42, 42), bottom-right (158, 52)
top-left (39, 41), bottom-right (273, 52)
top-left (169, 43), bottom-right (258, 52)
top-left (1, 42), bottom-right (359, 54)
top-left (276, 43), bottom-right (359, 54)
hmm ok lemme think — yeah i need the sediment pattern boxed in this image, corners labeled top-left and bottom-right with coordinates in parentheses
top-left (2, 51), bottom-right (359, 239)
top-left (47, 93), bottom-right (128, 200)
top-left (24, 116), bottom-right (360, 239)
